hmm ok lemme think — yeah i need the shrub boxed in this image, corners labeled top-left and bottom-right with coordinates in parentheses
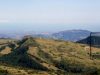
top-left (0, 69), bottom-right (8, 75)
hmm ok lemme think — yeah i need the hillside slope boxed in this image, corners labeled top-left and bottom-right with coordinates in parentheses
top-left (0, 37), bottom-right (100, 75)
top-left (77, 36), bottom-right (100, 47)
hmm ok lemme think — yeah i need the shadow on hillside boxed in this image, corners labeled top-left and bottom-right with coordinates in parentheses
top-left (0, 38), bottom-right (48, 71)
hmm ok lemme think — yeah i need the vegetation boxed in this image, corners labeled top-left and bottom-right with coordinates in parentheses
top-left (0, 68), bottom-right (8, 75)
top-left (0, 37), bottom-right (100, 75)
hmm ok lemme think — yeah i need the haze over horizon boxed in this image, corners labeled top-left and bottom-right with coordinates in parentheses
top-left (0, 0), bottom-right (100, 33)
top-left (0, 23), bottom-right (100, 33)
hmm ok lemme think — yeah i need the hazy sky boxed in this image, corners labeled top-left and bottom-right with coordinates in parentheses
top-left (0, 0), bottom-right (100, 32)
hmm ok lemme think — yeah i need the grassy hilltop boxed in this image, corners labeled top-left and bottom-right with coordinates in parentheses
top-left (0, 37), bottom-right (100, 75)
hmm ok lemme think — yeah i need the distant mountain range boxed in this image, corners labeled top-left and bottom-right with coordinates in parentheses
top-left (0, 30), bottom-right (91, 42)
top-left (52, 30), bottom-right (90, 42)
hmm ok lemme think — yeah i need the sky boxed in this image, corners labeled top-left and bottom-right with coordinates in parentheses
top-left (0, 0), bottom-right (100, 32)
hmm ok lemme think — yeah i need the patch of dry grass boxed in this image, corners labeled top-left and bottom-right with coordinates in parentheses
top-left (0, 38), bottom-right (100, 75)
